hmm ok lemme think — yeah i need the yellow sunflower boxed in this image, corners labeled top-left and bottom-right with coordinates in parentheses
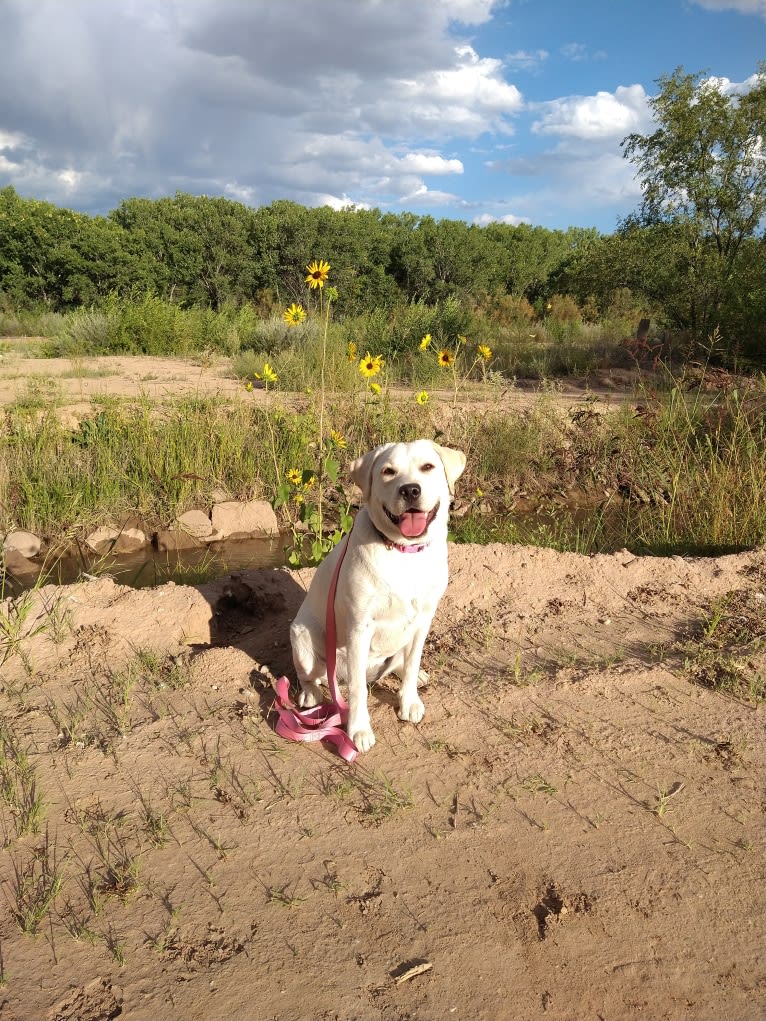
top-left (283, 303), bottom-right (306, 326)
top-left (415, 390), bottom-right (430, 405)
top-left (437, 349), bottom-right (454, 368)
top-left (255, 363), bottom-right (278, 384)
top-left (369, 382), bottom-right (382, 395)
top-left (305, 259), bottom-right (331, 289)
top-left (358, 351), bottom-right (384, 377)
top-left (477, 344), bottom-right (492, 361)
top-left (286, 468), bottom-right (302, 485)
top-left (330, 429), bottom-right (347, 449)
top-left (419, 333), bottom-right (432, 350)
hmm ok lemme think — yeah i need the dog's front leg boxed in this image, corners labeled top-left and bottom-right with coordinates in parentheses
top-left (345, 626), bottom-right (375, 753)
top-left (397, 622), bottom-right (432, 724)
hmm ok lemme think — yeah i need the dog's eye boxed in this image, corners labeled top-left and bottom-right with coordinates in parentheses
top-left (421, 463), bottom-right (435, 472)
top-left (382, 466), bottom-right (396, 478)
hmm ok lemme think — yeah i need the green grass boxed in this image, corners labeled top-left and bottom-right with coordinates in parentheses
top-left (1, 360), bottom-right (765, 560)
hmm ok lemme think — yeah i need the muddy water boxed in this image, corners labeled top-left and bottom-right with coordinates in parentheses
top-left (7, 535), bottom-right (287, 595)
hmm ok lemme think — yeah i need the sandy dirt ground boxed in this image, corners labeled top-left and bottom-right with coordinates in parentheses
top-left (0, 542), bottom-right (764, 1021)
top-left (0, 350), bottom-right (639, 419)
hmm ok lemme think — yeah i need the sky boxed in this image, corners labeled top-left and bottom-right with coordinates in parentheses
top-left (0, 0), bottom-right (763, 234)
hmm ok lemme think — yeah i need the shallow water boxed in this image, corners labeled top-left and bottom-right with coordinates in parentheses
top-left (8, 535), bottom-right (287, 594)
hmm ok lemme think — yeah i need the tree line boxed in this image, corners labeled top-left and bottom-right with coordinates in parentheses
top-left (1, 66), bottom-right (764, 362)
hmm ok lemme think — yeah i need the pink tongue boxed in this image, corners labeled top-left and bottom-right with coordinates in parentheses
top-left (399, 511), bottom-right (428, 537)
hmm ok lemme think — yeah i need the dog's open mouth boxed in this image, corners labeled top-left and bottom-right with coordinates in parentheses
top-left (384, 503), bottom-right (439, 538)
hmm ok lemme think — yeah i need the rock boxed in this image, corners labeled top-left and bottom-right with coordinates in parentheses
top-left (211, 487), bottom-right (231, 504)
top-left (114, 526), bottom-right (147, 553)
top-left (2, 549), bottom-right (43, 585)
top-left (3, 530), bottom-right (42, 558)
top-left (176, 509), bottom-right (214, 539)
top-left (154, 529), bottom-right (205, 552)
top-left (84, 526), bottom-right (119, 554)
top-left (210, 500), bottom-right (279, 540)
top-left (85, 523), bottom-right (148, 555)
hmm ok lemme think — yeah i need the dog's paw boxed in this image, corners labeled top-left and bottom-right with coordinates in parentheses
top-left (417, 669), bottom-right (430, 687)
top-left (350, 726), bottom-right (376, 753)
top-left (298, 681), bottom-right (323, 708)
top-left (398, 697), bottom-right (425, 724)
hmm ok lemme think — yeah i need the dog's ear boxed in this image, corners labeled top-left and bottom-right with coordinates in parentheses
top-left (432, 443), bottom-right (466, 495)
top-left (349, 444), bottom-right (392, 502)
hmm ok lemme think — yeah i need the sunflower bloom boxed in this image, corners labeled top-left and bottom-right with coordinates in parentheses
top-left (477, 344), bottom-right (492, 361)
top-left (286, 468), bottom-right (302, 485)
top-left (305, 259), bottom-right (331, 289)
top-left (358, 351), bottom-right (383, 377)
top-left (416, 390), bottom-right (430, 405)
top-left (369, 382), bottom-right (382, 395)
top-left (330, 429), bottom-right (347, 449)
top-left (255, 363), bottom-right (278, 384)
top-left (283, 303), bottom-right (306, 326)
top-left (419, 333), bottom-right (432, 351)
top-left (437, 349), bottom-right (454, 368)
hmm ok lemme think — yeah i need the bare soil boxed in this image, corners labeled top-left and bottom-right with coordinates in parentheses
top-left (1, 542), bottom-right (764, 1020)
top-left (0, 350), bottom-right (639, 420)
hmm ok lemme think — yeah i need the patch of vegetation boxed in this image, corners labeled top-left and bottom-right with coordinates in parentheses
top-left (681, 590), bottom-right (766, 704)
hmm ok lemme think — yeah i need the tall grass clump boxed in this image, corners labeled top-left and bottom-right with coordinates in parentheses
top-left (0, 397), bottom-right (318, 536)
top-left (39, 295), bottom-right (264, 357)
top-left (621, 376), bottom-right (766, 553)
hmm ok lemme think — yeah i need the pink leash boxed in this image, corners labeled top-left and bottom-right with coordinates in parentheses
top-left (272, 534), bottom-right (359, 762)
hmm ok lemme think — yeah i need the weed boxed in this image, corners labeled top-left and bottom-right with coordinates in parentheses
top-left (654, 781), bottom-right (685, 818)
top-left (520, 774), bottom-right (559, 796)
top-left (0, 719), bottom-right (46, 837)
top-left (6, 828), bottom-right (66, 935)
top-left (680, 590), bottom-right (766, 703)
top-left (0, 587), bottom-right (51, 674)
top-left (266, 883), bottom-right (308, 908)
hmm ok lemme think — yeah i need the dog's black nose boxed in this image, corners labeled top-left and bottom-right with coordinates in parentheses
top-left (399, 483), bottom-right (421, 502)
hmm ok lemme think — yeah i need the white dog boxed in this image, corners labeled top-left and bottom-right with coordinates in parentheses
top-left (290, 439), bottom-right (466, 753)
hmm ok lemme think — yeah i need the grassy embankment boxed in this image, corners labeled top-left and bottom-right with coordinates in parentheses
top-left (1, 296), bottom-right (765, 563)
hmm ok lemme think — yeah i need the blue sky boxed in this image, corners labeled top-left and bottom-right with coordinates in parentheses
top-left (0, 0), bottom-right (763, 234)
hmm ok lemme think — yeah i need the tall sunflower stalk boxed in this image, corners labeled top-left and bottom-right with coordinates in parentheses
top-left (275, 260), bottom-right (352, 565)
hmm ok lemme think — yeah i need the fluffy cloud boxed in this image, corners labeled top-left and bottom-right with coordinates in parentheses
top-left (0, 0), bottom-right (516, 213)
top-left (473, 211), bottom-right (531, 226)
top-left (532, 85), bottom-right (651, 140)
top-left (399, 154), bottom-right (464, 175)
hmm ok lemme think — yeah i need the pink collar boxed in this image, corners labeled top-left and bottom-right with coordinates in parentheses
top-left (372, 523), bottom-right (430, 553)
top-left (383, 539), bottom-right (429, 553)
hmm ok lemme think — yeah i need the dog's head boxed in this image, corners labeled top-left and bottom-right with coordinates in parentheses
top-left (349, 440), bottom-right (466, 545)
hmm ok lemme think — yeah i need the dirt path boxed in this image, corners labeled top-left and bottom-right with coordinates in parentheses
top-left (1, 543), bottom-right (763, 1020)
top-left (0, 351), bottom-right (640, 418)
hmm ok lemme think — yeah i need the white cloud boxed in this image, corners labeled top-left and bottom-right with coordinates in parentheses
top-left (398, 183), bottom-right (464, 206)
top-left (560, 42), bottom-right (607, 62)
top-left (473, 211), bottom-right (531, 226)
top-left (0, 130), bottom-right (27, 150)
top-left (532, 85), bottom-right (651, 140)
top-left (399, 153), bottom-right (464, 175)
top-left (690, 0), bottom-right (766, 17)
top-left (0, 0), bottom-right (522, 214)
top-left (504, 49), bottom-right (549, 72)
top-left (702, 72), bottom-right (764, 97)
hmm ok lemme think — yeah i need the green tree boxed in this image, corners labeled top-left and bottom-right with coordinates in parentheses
top-left (621, 64), bottom-right (766, 353)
